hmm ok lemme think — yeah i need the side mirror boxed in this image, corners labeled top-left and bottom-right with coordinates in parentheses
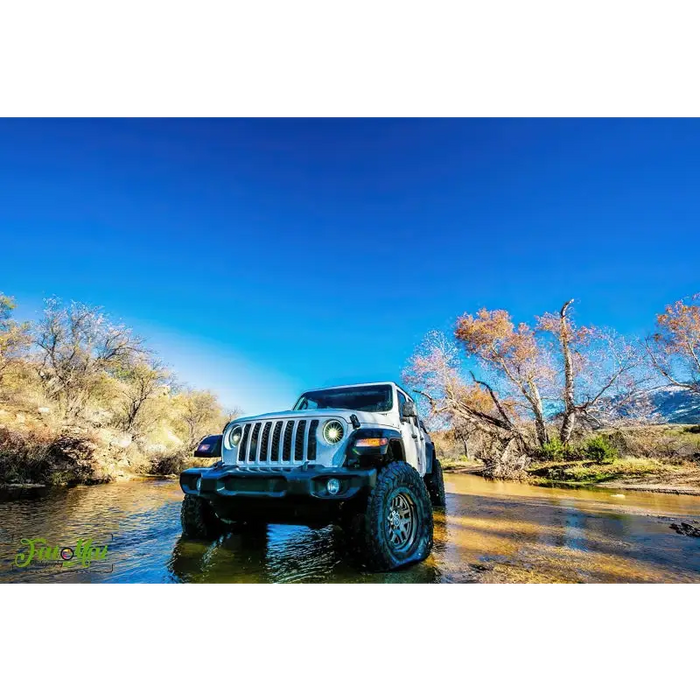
top-left (401, 402), bottom-right (416, 419)
top-left (194, 434), bottom-right (222, 459)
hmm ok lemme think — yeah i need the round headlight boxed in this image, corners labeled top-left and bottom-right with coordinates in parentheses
top-left (322, 419), bottom-right (344, 445)
top-left (229, 426), bottom-right (242, 448)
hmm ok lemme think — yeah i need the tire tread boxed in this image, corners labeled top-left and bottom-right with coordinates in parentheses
top-left (357, 461), bottom-right (434, 571)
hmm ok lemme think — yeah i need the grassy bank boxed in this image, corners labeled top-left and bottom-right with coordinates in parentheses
top-left (526, 457), bottom-right (700, 494)
top-left (440, 424), bottom-right (700, 496)
top-left (443, 456), bottom-right (700, 495)
top-left (535, 425), bottom-right (700, 494)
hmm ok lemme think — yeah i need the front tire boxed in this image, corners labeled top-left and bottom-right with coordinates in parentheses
top-left (181, 494), bottom-right (225, 539)
top-left (353, 461), bottom-right (434, 572)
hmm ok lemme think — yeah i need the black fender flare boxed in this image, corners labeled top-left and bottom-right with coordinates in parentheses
top-left (344, 427), bottom-right (403, 465)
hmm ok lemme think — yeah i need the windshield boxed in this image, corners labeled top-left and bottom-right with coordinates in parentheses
top-left (293, 385), bottom-right (393, 412)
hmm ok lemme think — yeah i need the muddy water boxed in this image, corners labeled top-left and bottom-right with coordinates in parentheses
top-left (1, 474), bottom-right (699, 583)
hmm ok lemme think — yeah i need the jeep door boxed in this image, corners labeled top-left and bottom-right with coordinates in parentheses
top-left (397, 390), bottom-right (426, 476)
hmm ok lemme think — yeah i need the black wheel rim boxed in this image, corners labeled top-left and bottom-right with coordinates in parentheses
top-left (385, 490), bottom-right (417, 553)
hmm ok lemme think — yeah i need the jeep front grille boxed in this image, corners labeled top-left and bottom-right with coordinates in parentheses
top-left (260, 422), bottom-right (272, 461)
top-left (239, 424), bottom-right (251, 459)
top-left (307, 419), bottom-right (319, 460)
top-left (282, 422), bottom-right (293, 461)
top-left (294, 420), bottom-right (307, 461)
top-left (237, 418), bottom-right (323, 466)
top-left (249, 423), bottom-right (261, 461)
top-left (270, 421), bottom-right (283, 461)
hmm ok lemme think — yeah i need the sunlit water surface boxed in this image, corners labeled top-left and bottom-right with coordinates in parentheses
top-left (1, 475), bottom-right (699, 583)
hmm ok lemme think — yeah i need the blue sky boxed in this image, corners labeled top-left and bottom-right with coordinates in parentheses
top-left (1, 119), bottom-right (699, 414)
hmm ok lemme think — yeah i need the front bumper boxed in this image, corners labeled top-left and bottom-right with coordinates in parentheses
top-left (180, 464), bottom-right (377, 501)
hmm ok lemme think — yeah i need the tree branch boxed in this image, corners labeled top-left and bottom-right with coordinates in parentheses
top-left (469, 371), bottom-right (514, 429)
top-left (645, 339), bottom-right (697, 391)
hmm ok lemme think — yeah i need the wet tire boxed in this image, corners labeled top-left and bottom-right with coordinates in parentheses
top-left (351, 461), bottom-right (434, 572)
top-left (424, 457), bottom-right (446, 508)
top-left (180, 494), bottom-right (225, 539)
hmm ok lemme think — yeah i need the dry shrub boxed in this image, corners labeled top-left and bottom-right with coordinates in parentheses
top-left (606, 427), bottom-right (700, 462)
top-left (148, 451), bottom-right (189, 476)
top-left (432, 431), bottom-right (460, 461)
top-left (0, 426), bottom-right (52, 484)
top-left (0, 423), bottom-right (135, 486)
top-left (44, 433), bottom-right (105, 485)
top-left (482, 454), bottom-right (531, 480)
top-left (123, 441), bottom-right (152, 474)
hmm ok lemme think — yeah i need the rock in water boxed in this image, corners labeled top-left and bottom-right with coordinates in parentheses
top-left (670, 521), bottom-right (700, 538)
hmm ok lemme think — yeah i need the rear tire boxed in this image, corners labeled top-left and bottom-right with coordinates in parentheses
top-left (424, 457), bottom-right (446, 507)
top-left (347, 461), bottom-right (433, 572)
top-left (181, 494), bottom-right (225, 539)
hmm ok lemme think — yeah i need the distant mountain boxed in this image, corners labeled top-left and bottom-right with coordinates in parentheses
top-left (649, 386), bottom-right (700, 424)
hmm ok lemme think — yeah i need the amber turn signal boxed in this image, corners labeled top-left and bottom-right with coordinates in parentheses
top-left (353, 437), bottom-right (389, 448)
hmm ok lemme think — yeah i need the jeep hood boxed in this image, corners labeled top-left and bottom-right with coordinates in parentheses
top-left (232, 408), bottom-right (396, 430)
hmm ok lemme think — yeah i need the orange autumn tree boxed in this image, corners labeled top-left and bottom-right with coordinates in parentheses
top-left (647, 293), bottom-right (700, 394)
top-left (455, 309), bottom-right (552, 447)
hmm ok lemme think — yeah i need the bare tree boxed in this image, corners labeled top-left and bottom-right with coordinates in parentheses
top-left (224, 406), bottom-right (244, 423)
top-left (0, 293), bottom-right (30, 384)
top-left (646, 293), bottom-right (700, 394)
top-left (113, 357), bottom-right (172, 436)
top-left (176, 389), bottom-right (226, 452)
top-left (34, 298), bottom-right (145, 421)
top-left (538, 300), bottom-right (649, 443)
top-left (407, 300), bottom-right (652, 465)
top-left (450, 419), bottom-right (480, 460)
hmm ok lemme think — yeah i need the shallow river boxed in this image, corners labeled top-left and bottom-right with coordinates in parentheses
top-left (1, 474), bottom-right (699, 583)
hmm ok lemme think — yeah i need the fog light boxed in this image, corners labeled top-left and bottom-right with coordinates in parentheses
top-left (327, 478), bottom-right (341, 495)
top-left (196, 477), bottom-right (202, 491)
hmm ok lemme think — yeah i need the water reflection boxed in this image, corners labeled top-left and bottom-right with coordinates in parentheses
top-left (1, 476), bottom-right (699, 583)
top-left (167, 524), bottom-right (445, 584)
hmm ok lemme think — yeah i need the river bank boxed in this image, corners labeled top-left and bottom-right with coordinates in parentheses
top-left (0, 420), bottom-right (195, 488)
top-left (442, 457), bottom-right (700, 497)
top-left (5, 446), bottom-right (699, 498)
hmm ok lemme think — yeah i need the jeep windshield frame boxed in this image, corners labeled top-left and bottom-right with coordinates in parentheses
top-left (293, 384), bottom-right (394, 413)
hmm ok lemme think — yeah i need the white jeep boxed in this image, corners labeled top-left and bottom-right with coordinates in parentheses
top-left (179, 382), bottom-right (445, 571)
